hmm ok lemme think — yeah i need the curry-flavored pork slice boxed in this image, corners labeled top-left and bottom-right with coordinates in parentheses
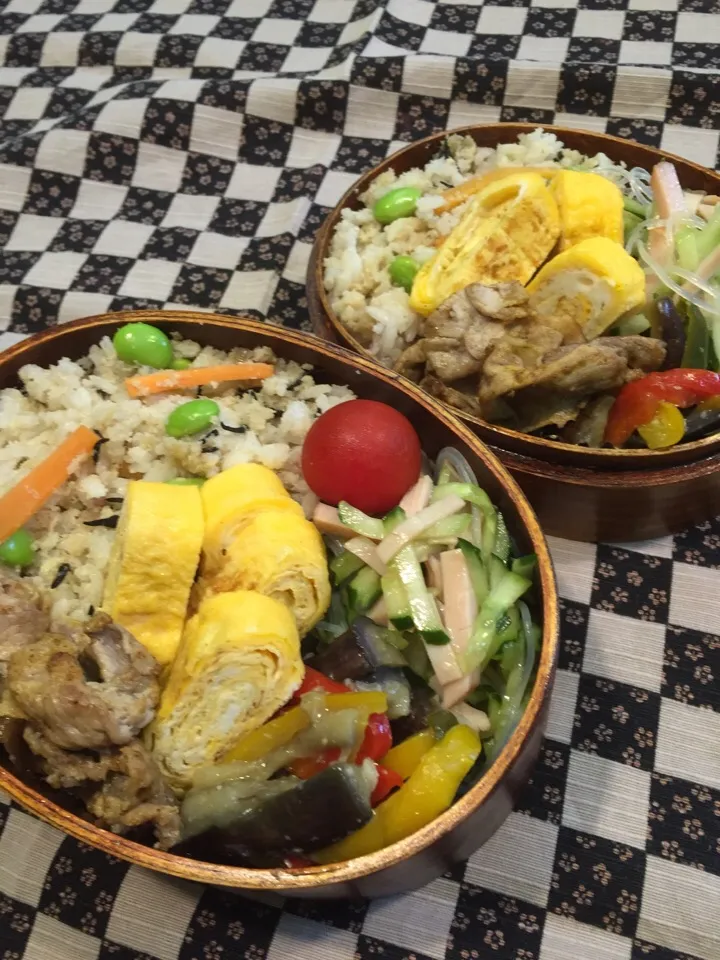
top-left (102, 481), bottom-right (204, 666)
top-left (527, 236), bottom-right (646, 343)
top-left (409, 173), bottom-right (561, 317)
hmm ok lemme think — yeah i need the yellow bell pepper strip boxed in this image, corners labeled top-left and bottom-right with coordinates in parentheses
top-left (221, 691), bottom-right (388, 765)
top-left (637, 401), bottom-right (686, 450)
top-left (380, 729), bottom-right (436, 781)
top-left (697, 395), bottom-right (720, 412)
top-left (314, 724), bottom-right (481, 864)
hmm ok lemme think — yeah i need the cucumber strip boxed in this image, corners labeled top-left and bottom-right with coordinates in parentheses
top-left (381, 566), bottom-right (413, 631)
top-left (330, 550), bottom-right (365, 585)
top-left (493, 510), bottom-right (510, 563)
top-left (457, 538), bottom-right (489, 606)
top-left (422, 513), bottom-right (471, 540)
top-left (464, 570), bottom-right (532, 674)
top-left (489, 554), bottom-right (509, 590)
top-left (675, 226), bottom-right (700, 273)
top-left (511, 554), bottom-right (537, 581)
top-left (624, 196), bottom-right (648, 219)
top-left (682, 304), bottom-right (710, 370)
top-left (338, 501), bottom-right (384, 539)
top-left (345, 565), bottom-right (382, 617)
top-left (697, 206), bottom-right (720, 263)
top-left (383, 505), bottom-right (407, 533)
top-left (432, 482), bottom-right (497, 560)
top-left (393, 544), bottom-right (450, 645)
top-left (614, 313), bottom-right (651, 336)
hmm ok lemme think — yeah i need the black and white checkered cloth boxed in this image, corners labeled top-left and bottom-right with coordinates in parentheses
top-left (0, 2), bottom-right (719, 959)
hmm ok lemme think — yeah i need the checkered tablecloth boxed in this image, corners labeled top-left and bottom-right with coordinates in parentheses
top-left (0, 1), bottom-right (719, 959)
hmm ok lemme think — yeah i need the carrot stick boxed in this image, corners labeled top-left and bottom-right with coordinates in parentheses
top-left (437, 166), bottom-right (557, 214)
top-left (0, 426), bottom-right (99, 543)
top-left (125, 362), bottom-right (275, 398)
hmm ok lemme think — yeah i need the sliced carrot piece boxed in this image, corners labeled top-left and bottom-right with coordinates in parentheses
top-left (437, 166), bottom-right (558, 214)
top-left (0, 426), bottom-right (99, 543)
top-left (125, 362), bottom-right (275, 398)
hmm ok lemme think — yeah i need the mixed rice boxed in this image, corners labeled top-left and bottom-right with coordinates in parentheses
top-left (0, 336), bottom-right (354, 621)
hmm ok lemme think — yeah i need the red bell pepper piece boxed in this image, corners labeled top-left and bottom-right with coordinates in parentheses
top-left (371, 764), bottom-right (403, 806)
top-left (289, 747), bottom-right (342, 780)
top-left (356, 712), bottom-right (393, 763)
top-left (605, 369), bottom-right (720, 446)
top-left (284, 855), bottom-right (314, 868)
top-left (295, 666), bottom-right (348, 697)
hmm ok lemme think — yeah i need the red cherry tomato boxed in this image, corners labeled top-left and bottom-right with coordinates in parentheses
top-left (301, 400), bottom-right (421, 515)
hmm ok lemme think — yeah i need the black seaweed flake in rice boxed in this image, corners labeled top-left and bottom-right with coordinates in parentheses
top-left (201, 429), bottom-right (219, 454)
top-left (105, 497), bottom-right (124, 504)
top-left (88, 605), bottom-right (95, 616)
top-left (92, 435), bottom-right (108, 464)
top-left (51, 563), bottom-right (71, 588)
top-left (220, 421), bottom-right (248, 434)
top-left (84, 515), bottom-right (119, 529)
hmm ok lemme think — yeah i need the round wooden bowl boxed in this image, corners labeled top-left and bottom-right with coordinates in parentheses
top-left (0, 311), bottom-right (559, 899)
top-left (307, 123), bottom-right (720, 542)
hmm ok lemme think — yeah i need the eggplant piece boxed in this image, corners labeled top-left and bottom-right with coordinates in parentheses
top-left (656, 298), bottom-right (686, 370)
top-left (179, 763), bottom-right (373, 858)
top-left (390, 682), bottom-right (436, 743)
top-left (681, 304), bottom-right (710, 370)
top-left (310, 617), bottom-right (406, 682)
top-left (356, 668), bottom-right (412, 719)
top-left (683, 406), bottom-right (720, 441)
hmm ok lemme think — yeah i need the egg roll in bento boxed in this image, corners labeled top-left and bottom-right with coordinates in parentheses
top-left (148, 590), bottom-right (304, 792)
top-left (200, 463), bottom-right (304, 567)
top-left (200, 510), bottom-right (331, 637)
top-left (102, 481), bottom-right (204, 665)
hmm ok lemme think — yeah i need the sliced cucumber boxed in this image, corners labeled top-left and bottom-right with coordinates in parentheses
top-left (489, 554), bottom-right (509, 590)
top-left (457, 538), bottom-right (489, 605)
top-left (330, 550), bottom-right (365, 586)
top-left (433, 482), bottom-right (497, 561)
top-left (346, 565), bottom-right (382, 616)
top-left (383, 506), bottom-right (407, 533)
top-left (422, 513), bottom-right (471, 541)
top-left (381, 565), bottom-right (413, 631)
top-left (493, 510), bottom-right (511, 563)
top-left (464, 570), bottom-right (531, 674)
top-left (511, 554), bottom-right (537, 581)
top-left (393, 545), bottom-right (450, 645)
top-left (338, 501), bottom-right (384, 539)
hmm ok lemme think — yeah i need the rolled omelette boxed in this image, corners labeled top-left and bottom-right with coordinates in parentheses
top-left (201, 463), bottom-right (304, 568)
top-left (102, 481), bottom-right (204, 665)
top-left (200, 510), bottom-right (331, 637)
top-left (148, 590), bottom-right (303, 792)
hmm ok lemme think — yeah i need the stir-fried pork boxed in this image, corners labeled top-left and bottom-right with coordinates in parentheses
top-left (7, 613), bottom-right (160, 751)
top-left (23, 726), bottom-right (180, 849)
top-left (0, 572), bottom-right (49, 675)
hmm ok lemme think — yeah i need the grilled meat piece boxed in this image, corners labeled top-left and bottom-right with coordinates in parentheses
top-left (7, 613), bottom-right (160, 751)
top-left (23, 726), bottom-right (180, 849)
top-left (0, 572), bottom-right (49, 676)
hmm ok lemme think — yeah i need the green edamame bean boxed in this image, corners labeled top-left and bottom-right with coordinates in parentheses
top-left (373, 187), bottom-right (422, 225)
top-left (166, 399), bottom-right (220, 439)
top-left (171, 358), bottom-right (191, 371)
top-left (166, 477), bottom-right (205, 486)
top-left (113, 323), bottom-right (173, 370)
top-left (389, 255), bottom-right (420, 292)
top-left (0, 529), bottom-right (35, 568)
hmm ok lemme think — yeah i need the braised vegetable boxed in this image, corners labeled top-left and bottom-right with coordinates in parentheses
top-left (655, 298), bottom-right (686, 370)
top-left (310, 618), bottom-right (407, 681)
top-left (125, 362), bottom-right (274, 398)
top-left (605, 369), bottom-right (720, 446)
top-left (314, 725), bottom-right (481, 863)
top-left (181, 762), bottom-right (375, 852)
top-left (0, 425), bottom-right (99, 544)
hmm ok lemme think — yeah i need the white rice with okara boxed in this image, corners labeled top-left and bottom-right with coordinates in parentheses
top-left (323, 129), bottom-right (630, 364)
top-left (0, 336), bottom-right (354, 622)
